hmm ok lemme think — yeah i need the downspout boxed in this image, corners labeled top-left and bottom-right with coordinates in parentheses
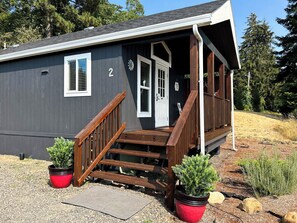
top-left (230, 70), bottom-right (237, 151)
top-left (193, 24), bottom-right (205, 155)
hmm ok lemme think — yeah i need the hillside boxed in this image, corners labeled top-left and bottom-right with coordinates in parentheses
top-left (234, 111), bottom-right (297, 142)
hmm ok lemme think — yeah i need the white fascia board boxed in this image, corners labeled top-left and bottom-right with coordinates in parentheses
top-left (211, 0), bottom-right (241, 69)
top-left (0, 14), bottom-right (212, 63)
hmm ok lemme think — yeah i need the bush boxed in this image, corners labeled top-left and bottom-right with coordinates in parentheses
top-left (46, 137), bottom-right (74, 168)
top-left (172, 154), bottom-right (220, 197)
top-left (239, 152), bottom-right (297, 196)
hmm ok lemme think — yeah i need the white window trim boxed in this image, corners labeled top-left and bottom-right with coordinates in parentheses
top-left (64, 52), bottom-right (92, 97)
top-left (137, 55), bottom-right (152, 118)
top-left (151, 41), bottom-right (172, 68)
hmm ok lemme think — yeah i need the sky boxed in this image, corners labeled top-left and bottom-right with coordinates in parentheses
top-left (109, 0), bottom-right (288, 47)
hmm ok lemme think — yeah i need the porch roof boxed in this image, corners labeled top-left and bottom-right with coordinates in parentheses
top-left (0, 0), bottom-right (240, 69)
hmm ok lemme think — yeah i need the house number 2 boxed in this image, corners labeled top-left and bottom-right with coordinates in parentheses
top-left (109, 68), bottom-right (114, 77)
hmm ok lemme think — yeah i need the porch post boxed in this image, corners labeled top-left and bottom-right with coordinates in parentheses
top-left (230, 70), bottom-right (237, 151)
top-left (190, 34), bottom-right (199, 140)
top-left (226, 71), bottom-right (231, 100)
top-left (219, 64), bottom-right (225, 98)
top-left (226, 71), bottom-right (231, 126)
top-left (190, 34), bottom-right (199, 91)
top-left (219, 64), bottom-right (225, 127)
top-left (207, 52), bottom-right (215, 131)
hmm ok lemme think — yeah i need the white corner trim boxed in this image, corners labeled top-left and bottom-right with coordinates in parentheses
top-left (64, 52), bottom-right (92, 97)
top-left (0, 14), bottom-right (212, 63)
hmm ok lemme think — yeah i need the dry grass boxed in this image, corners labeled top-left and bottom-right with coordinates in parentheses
top-left (234, 111), bottom-right (297, 142)
top-left (274, 120), bottom-right (297, 141)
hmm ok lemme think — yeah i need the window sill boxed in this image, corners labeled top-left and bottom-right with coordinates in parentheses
top-left (137, 112), bottom-right (152, 118)
top-left (64, 91), bottom-right (91, 97)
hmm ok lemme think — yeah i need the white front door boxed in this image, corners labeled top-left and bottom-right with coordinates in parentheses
top-left (155, 63), bottom-right (169, 128)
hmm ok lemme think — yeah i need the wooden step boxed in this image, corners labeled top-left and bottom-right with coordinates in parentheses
top-left (100, 159), bottom-right (168, 174)
top-left (116, 138), bottom-right (167, 147)
top-left (109, 148), bottom-right (167, 159)
top-left (90, 170), bottom-right (167, 191)
top-left (117, 130), bottom-right (170, 147)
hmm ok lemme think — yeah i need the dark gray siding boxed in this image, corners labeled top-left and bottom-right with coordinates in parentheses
top-left (122, 35), bottom-right (190, 131)
top-left (167, 37), bottom-right (189, 124)
top-left (122, 43), bottom-right (154, 131)
top-left (0, 31), bottom-right (192, 159)
top-left (0, 44), bottom-right (123, 159)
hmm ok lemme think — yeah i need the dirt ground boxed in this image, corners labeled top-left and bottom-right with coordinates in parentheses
top-left (201, 136), bottom-right (297, 223)
top-left (1, 111), bottom-right (296, 222)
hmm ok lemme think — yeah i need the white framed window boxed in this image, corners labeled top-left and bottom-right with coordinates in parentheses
top-left (137, 55), bottom-right (152, 118)
top-left (64, 53), bottom-right (91, 97)
top-left (151, 41), bottom-right (172, 68)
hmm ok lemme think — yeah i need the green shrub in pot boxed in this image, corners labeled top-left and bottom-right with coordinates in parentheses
top-left (172, 154), bottom-right (219, 197)
top-left (47, 137), bottom-right (74, 168)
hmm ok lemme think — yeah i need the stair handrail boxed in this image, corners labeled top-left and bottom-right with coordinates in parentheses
top-left (74, 91), bottom-right (126, 186)
top-left (165, 90), bottom-right (198, 209)
top-left (75, 91), bottom-right (126, 145)
top-left (166, 90), bottom-right (198, 148)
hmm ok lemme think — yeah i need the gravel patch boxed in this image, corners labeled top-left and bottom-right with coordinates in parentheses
top-left (0, 155), bottom-right (180, 223)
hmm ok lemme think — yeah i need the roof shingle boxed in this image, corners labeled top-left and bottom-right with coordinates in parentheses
top-left (0, 0), bottom-right (227, 56)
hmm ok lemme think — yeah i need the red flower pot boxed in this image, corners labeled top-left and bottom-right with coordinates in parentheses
top-left (48, 165), bottom-right (73, 188)
top-left (175, 186), bottom-right (209, 223)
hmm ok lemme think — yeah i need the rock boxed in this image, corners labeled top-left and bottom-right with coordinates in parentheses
top-left (238, 198), bottom-right (262, 214)
top-left (208, 192), bottom-right (225, 205)
top-left (240, 143), bottom-right (249, 148)
top-left (283, 212), bottom-right (297, 223)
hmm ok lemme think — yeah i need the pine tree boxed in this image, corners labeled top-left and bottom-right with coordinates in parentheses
top-left (0, 0), bottom-right (41, 48)
top-left (235, 13), bottom-right (278, 112)
top-left (0, 0), bottom-right (145, 47)
top-left (275, 0), bottom-right (297, 118)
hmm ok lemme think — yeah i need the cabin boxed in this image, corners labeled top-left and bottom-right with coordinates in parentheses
top-left (0, 0), bottom-right (240, 208)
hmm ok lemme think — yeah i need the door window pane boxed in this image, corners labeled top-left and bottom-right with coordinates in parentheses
top-left (158, 69), bottom-right (165, 98)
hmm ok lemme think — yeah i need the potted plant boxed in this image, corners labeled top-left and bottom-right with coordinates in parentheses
top-left (172, 154), bottom-right (219, 223)
top-left (47, 137), bottom-right (74, 188)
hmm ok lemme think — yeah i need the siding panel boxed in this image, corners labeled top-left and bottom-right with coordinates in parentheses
top-left (0, 44), bottom-right (123, 159)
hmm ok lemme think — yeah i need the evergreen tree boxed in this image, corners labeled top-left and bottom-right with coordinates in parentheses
top-left (234, 13), bottom-right (278, 112)
top-left (0, 0), bottom-right (41, 48)
top-left (275, 0), bottom-right (297, 118)
top-left (0, 0), bottom-right (145, 47)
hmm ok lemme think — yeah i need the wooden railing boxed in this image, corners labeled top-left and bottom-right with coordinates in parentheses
top-left (166, 90), bottom-right (198, 209)
top-left (204, 93), bottom-right (231, 131)
top-left (73, 91), bottom-right (126, 187)
top-left (225, 99), bottom-right (231, 126)
top-left (204, 93), bottom-right (213, 131)
top-left (215, 96), bottom-right (225, 128)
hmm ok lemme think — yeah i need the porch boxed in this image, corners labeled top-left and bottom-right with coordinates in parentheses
top-left (73, 26), bottom-right (234, 210)
top-left (73, 86), bottom-right (232, 210)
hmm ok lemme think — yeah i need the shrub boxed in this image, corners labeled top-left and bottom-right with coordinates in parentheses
top-left (46, 137), bottom-right (74, 168)
top-left (239, 152), bottom-right (297, 196)
top-left (172, 154), bottom-right (220, 197)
